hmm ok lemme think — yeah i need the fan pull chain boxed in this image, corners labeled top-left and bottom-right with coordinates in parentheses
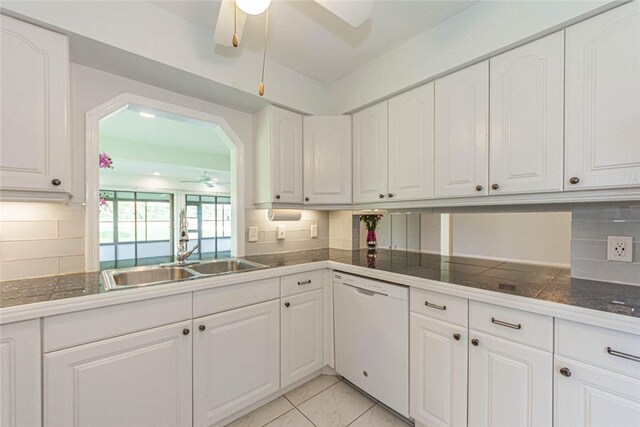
top-left (232, 1), bottom-right (239, 47)
top-left (259, 9), bottom-right (269, 96)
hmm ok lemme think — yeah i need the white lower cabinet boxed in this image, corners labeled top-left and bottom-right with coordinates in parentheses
top-left (554, 356), bottom-right (640, 427)
top-left (0, 320), bottom-right (41, 427)
top-left (468, 331), bottom-right (552, 427)
top-left (281, 289), bottom-right (324, 388)
top-left (44, 320), bottom-right (193, 427)
top-left (410, 313), bottom-right (468, 427)
top-left (193, 299), bottom-right (280, 427)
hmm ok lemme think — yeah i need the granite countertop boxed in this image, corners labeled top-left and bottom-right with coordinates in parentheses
top-left (1, 249), bottom-right (638, 319)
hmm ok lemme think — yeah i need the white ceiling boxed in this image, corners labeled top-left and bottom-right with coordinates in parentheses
top-left (150, 0), bottom-right (478, 85)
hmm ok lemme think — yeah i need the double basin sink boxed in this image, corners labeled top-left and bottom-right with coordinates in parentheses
top-left (102, 259), bottom-right (268, 291)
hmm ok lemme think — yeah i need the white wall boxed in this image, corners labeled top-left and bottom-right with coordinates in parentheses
top-left (329, 0), bottom-right (614, 113)
top-left (451, 212), bottom-right (571, 267)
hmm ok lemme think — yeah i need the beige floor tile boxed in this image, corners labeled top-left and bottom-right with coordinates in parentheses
top-left (265, 409), bottom-right (315, 427)
top-left (349, 404), bottom-right (411, 427)
top-left (298, 381), bottom-right (375, 427)
top-left (226, 396), bottom-right (294, 427)
top-left (285, 375), bottom-right (342, 406)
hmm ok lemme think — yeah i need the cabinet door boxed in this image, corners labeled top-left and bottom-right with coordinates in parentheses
top-left (303, 116), bottom-right (352, 204)
top-left (490, 32), bottom-right (564, 195)
top-left (435, 62), bottom-right (489, 198)
top-left (555, 356), bottom-right (640, 427)
top-left (388, 83), bottom-right (435, 201)
top-left (565, 1), bottom-right (640, 190)
top-left (468, 331), bottom-right (552, 427)
top-left (193, 300), bottom-right (280, 427)
top-left (410, 314), bottom-right (467, 427)
top-left (271, 106), bottom-right (303, 204)
top-left (0, 15), bottom-right (69, 193)
top-left (353, 102), bottom-right (388, 203)
top-left (0, 320), bottom-right (41, 427)
top-left (281, 289), bottom-right (324, 388)
top-left (44, 321), bottom-right (192, 427)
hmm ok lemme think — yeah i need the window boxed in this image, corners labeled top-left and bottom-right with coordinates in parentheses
top-left (185, 195), bottom-right (231, 259)
top-left (99, 190), bottom-right (173, 269)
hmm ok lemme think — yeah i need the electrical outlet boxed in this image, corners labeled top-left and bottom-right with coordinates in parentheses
top-left (607, 236), bottom-right (633, 262)
top-left (248, 226), bottom-right (258, 242)
top-left (310, 224), bottom-right (318, 238)
top-left (277, 225), bottom-right (286, 240)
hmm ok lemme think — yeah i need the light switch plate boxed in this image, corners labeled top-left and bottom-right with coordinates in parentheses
top-left (607, 236), bottom-right (633, 262)
top-left (277, 225), bottom-right (286, 240)
top-left (311, 224), bottom-right (318, 238)
top-left (248, 226), bottom-right (258, 242)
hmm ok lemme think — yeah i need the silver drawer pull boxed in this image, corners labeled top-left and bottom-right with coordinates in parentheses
top-left (425, 301), bottom-right (446, 311)
top-left (297, 280), bottom-right (311, 286)
top-left (491, 317), bottom-right (522, 329)
top-left (607, 347), bottom-right (640, 363)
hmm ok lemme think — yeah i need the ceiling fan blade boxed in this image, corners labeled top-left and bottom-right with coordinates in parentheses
top-left (314, 0), bottom-right (374, 27)
top-left (213, 0), bottom-right (247, 47)
top-left (179, 180), bottom-right (202, 183)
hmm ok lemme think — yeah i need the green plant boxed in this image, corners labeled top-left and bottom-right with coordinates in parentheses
top-left (360, 214), bottom-right (384, 231)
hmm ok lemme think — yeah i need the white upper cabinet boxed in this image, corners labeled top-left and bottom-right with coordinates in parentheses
top-left (388, 83), bottom-right (435, 201)
top-left (303, 115), bottom-right (352, 204)
top-left (435, 62), bottom-right (489, 198)
top-left (565, 1), bottom-right (640, 190)
top-left (490, 32), bottom-right (565, 195)
top-left (0, 15), bottom-right (70, 198)
top-left (254, 106), bottom-right (303, 204)
top-left (353, 102), bottom-right (388, 203)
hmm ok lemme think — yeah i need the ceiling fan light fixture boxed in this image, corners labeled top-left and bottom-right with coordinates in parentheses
top-left (235, 0), bottom-right (271, 16)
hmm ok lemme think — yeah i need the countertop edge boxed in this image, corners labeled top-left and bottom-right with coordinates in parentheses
top-left (1, 259), bottom-right (639, 335)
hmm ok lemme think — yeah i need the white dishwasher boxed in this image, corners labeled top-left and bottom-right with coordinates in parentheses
top-left (333, 272), bottom-right (409, 417)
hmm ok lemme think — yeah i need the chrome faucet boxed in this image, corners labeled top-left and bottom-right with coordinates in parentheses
top-left (176, 209), bottom-right (198, 264)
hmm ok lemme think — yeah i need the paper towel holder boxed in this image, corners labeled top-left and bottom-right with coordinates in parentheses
top-left (267, 209), bottom-right (302, 221)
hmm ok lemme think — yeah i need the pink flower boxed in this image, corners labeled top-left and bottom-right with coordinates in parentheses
top-left (99, 152), bottom-right (113, 169)
top-left (99, 197), bottom-right (107, 207)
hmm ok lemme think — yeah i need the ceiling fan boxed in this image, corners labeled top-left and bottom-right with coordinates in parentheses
top-left (179, 172), bottom-right (217, 188)
top-left (213, 0), bottom-right (374, 95)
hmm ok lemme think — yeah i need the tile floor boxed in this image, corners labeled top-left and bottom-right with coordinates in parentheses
top-left (226, 375), bottom-right (412, 427)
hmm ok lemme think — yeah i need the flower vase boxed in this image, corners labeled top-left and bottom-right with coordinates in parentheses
top-left (366, 230), bottom-right (377, 250)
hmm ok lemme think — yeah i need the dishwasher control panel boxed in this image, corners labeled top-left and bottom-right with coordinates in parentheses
top-left (333, 272), bottom-right (408, 300)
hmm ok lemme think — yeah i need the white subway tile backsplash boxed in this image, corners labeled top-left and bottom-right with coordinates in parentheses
top-left (59, 255), bottom-right (86, 274)
top-left (0, 238), bottom-right (85, 261)
top-left (0, 257), bottom-right (59, 281)
top-left (571, 203), bottom-right (640, 286)
top-left (58, 220), bottom-right (85, 238)
top-left (0, 221), bottom-right (58, 241)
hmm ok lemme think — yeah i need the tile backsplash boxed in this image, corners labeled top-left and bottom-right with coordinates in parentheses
top-left (0, 202), bottom-right (86, 281)
top-left (244, 209), bottom-right (329, 255)
top-left (572, 203), bottom-right (640, 285)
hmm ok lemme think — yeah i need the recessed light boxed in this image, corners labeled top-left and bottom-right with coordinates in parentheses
top-left (213, 178), bottom-right (219, 182)
top-left (152, 172), bottom-right (160, 176)
top-left (139, 112), bottom-right (155, 118)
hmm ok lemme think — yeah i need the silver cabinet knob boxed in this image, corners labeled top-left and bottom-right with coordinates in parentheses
top-left (453, 333), bottom-right (461, 341)
top-left (388, 193), bottom-right (394, 198)
top-left (275, 194), bottom-right (280, 199)
top-left (51, 179), bottom-right (61, 186)
top-left (569, 177), bottom-right (580, 184)
top-left (183, 328), bottom-right (190, 335)
top-left (305, 197), bottom-right (310, 202)
top-left (475, 185), bottom-right (483, 191)
top-left (471, 338), bottom-right (479, 346)
top-left (284, 302), bottom-right (290, 308)
top-left (379, 194), bottom-right (385, 199)
top-left (491, 184), bottom-right (499, 190)
top-left (560, 367), bottom-right (571, 377)
top-left (199, 325), bottom-right (206, 332)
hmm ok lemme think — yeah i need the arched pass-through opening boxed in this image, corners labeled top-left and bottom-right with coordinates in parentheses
top-left (85, 93), bottom-right (245, 271)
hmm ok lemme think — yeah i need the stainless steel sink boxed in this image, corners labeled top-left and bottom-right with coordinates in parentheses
top-left (189, 259), bottom-right (267, 275)
top-left (101, 258), bottom-right (268, 291)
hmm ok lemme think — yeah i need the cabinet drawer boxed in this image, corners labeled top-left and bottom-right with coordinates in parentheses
top-left (193, 278), bottom-right (279, 318)
top-left (410, 288), bottom-right (468, 327)
top-left (44, 293), bottom-right (191, 352)
top-left (281, 270), bottom-right (324, 297)
top-left (556, 319), bottom-right (640, 379)
top-left (470, 301), bottom-right (553, 351)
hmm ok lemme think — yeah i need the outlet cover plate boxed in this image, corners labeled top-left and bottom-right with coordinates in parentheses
top-left (311, 224), bottom-right (318, 238)
top-left (607, 236), bottom-right (633, 262)
top-left (277, 225), bottom-right (286, 240)
top-left (248, 226), bottom-right (258, 242)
